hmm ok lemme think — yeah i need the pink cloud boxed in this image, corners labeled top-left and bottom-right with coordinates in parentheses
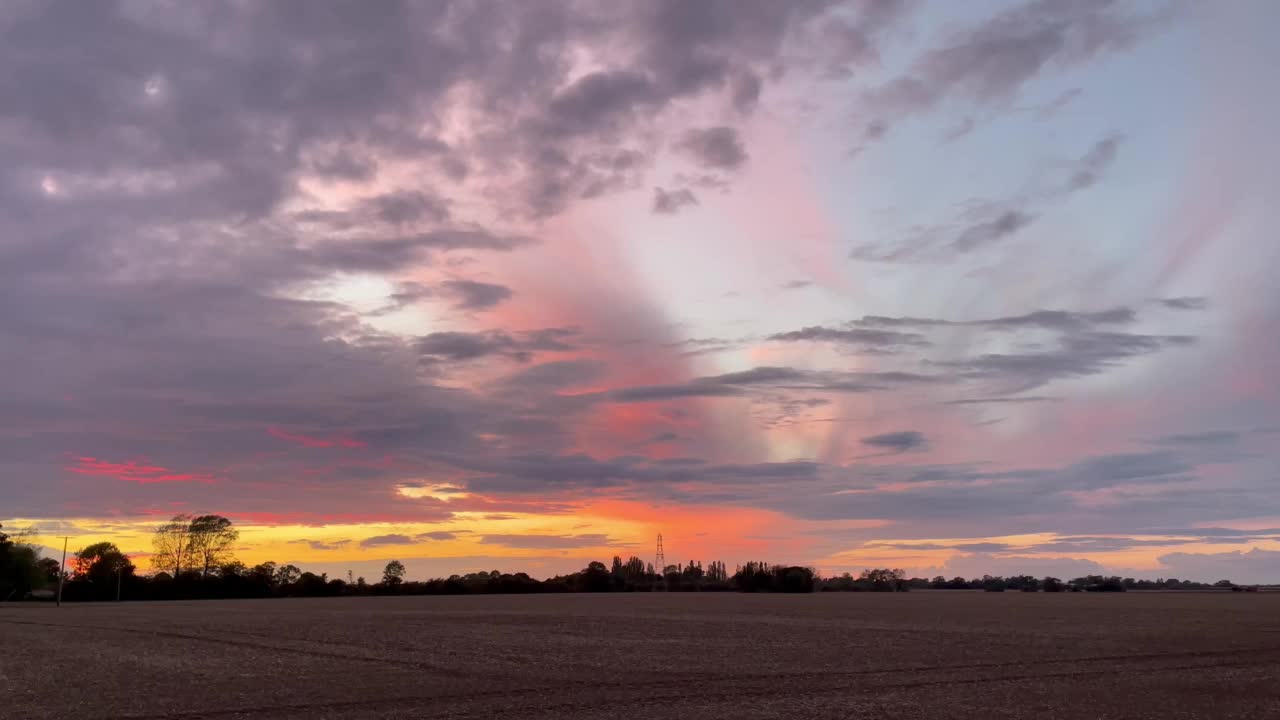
top-left (66, 456), bottom-right (216, 484)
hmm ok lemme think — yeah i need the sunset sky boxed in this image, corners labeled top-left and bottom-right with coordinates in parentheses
top-left (4, 0), bottom-right (1279, 583)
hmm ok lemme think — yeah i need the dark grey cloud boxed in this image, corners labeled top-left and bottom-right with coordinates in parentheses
top-left (1148, 431), bottom-right (1240, 447)
top-left (1157, 296), bottom-right (1209, 310)
top-left (854, 133), bottom-right (1133, 261)
top-left (652, 187), bottom-right (699, 214)
top-left (478, 534), bottom-right (610, 549)
top-left (439, 280), bottom-right (513, 311)
top-left (1033, 87), bottom-right (1083, 120)
top-left (1060, 450), bottom-right (1192, 489)
top-left (780, 280), bottom-right (814, 290)
top-left (857, 307), bottom-right (1136, 331)
top-left (364, 190), bottom-right (451, 225)
top-left (457, 452), bottom-right (821, 494)
top-left (943, 396), bottom-right (1061, 405)
top-left (768, 325), bottom-right (930, 352)
top-left (861, 431), bottom-right (927, 453)
top-left (415, 328), bottom-right (577, 364)
top-left (863, 0), bottom-right (1174, 137)
top-left (498, 360), bottom-right (606, 391)
top-left (731, 71), bottom-right (763, 113)
top-left (1140, 527), bottom-right (1280, 539)
top-left (1068, 134), bottom-right (1123, 191)
top-left (932, 332), bottom-right (1195, 390)
top-left (415, 531), bottom-right (457, 541)
top-left (942, 116), bottom-right (976, 143)
top-left (291, 539), bottom-right (351, 551)
top-left (868, 541), bottom-right (1013, 553)
top-left (608, 366), bottom-right (935, 403)
top-left (951, 209), bottom-right (1035, 252)
top-left (359, 534), bottom-right (417, 548)
top-left (676, 126), bottom-right (749, 170)
top-left (296, 229), bottom-right (534, 275)
top-left (764, 306), bottom-right (1177, 392)
top-left (540, 70), bottom-right (659, 140)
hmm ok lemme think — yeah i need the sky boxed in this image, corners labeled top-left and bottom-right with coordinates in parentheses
top-left (4, 0), bottom-right (1280, 583)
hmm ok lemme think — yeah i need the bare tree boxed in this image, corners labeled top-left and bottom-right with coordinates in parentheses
top-left (152, 514), bottom-right (193, 576)
top-left (187, 515), bottom-right (238, 577)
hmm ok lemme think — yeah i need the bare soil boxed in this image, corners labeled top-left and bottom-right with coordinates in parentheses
top-left (3, 592), bottom-right (1279, 719)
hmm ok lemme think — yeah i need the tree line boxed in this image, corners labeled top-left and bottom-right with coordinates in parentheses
top-left (0, 518), bottom-right (1264, 602)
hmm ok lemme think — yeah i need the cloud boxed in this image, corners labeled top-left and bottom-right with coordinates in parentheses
top-left (943, 396), bottom-right (1061, 405)
top-left (363, 190), bottom-right (451, 225)
top-left (950, 210), bottom-right (1035, 252)
top-left (1068, 134), bottom-right (1124, 191)
top-left (857, 307), bottom-right (1136, 331)
top-left (853, 134), bottom-right (1131, 261)
top-left (863, 0), bottom-right (1175, 136)
top-left (932, 332), bottom-right (1195, 391)
top-left (455, 453), bottom-right (821, 494)
top-left (676, 126), bottom-right (748, 170)
top-left (439, 280), bottom-right (513, 311)
top-left (1157, 296), bottom-right (1209, 310)
top-left (652, 187), bottom-right (699, 214)
top-left (1033, 87), bottom-right (1083, 119)
top-left (478, 533), bottom-right (610, 549)
top-left (780, 280), bottom-right (813, 290)
top-left (0, 0), bottom-right (1263, 570)
top-left (860, 431), bottom-right (927, 453)
top-left (291, 539), bottom-right (351, 551)
top-left (415, 531), bottom-right (457, 541)
top-left (1148, 431), bottom-right (1240, 446)
top-left (359, 534), bottom-right (417, 548)
top-left (267, 428), bottom-right (367, 449)
top-left (64, 456), bottom-right (216, 484)
top-left (731, 71), bottom-right (762, 113)
top-left (1155, 548), bottom-right (1280, 584)
top-left (768, 325), bottom-right (930, 352)
top-left (929, 553), bottom-right (1108, 580)
top-left (415, 328), bottom-right (577, 363)
top-left (607, 366), bottom-right (934, 403)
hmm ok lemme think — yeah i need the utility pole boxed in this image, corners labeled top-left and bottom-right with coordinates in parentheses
top-left (655, 534), bottom-right (665, 592)
top-left (116, 566), bottom-right (122, 602)
top-left (56, 536), bottom-right (70, 607)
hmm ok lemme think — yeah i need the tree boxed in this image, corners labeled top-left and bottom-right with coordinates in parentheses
top-left (0, 524), bottom-right (45, 599)
top-left (382, 560), bottom-right (406, 586)
top-left (187, 515), bottom-right (238, 577)
top-left (73, 542), bottom-right (135, 583)
top-left (152, 514), bottom-right (193, 576)
top-left (859, 568), bottom-right (905, 591)
top-left (274, 564), bottom-right (302, 587)
top-left (36, 557), bottom-right (61, 586)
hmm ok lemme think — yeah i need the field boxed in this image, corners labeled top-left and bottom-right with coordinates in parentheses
top-left (3, 593), bottom-right (1280, 719)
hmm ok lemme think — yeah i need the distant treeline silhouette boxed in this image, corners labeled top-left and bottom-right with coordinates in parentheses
top-left (0, 519), bottom-right (1263, 602)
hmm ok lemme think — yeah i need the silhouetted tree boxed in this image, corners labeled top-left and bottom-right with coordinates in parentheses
top-left (382, 560), bottom-right (406, 586)
top-left (152, 514), bottom-right (194, 576)
top-left (70, 542), bottom-right (136, 599)
top-left (187, 515), bottom-right (238, 577)
top-left (859, 568), bottom-right (906, 592)
top-left (0, 524), bottom-right (45, 600)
